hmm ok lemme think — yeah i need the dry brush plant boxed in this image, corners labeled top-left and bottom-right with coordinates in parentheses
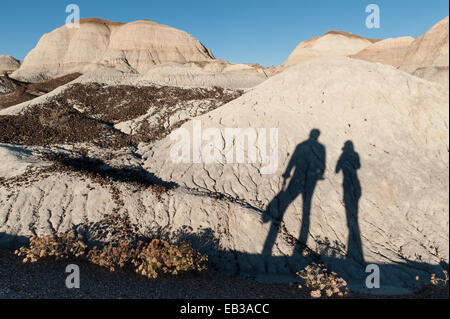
top-left (416, 269), bottom-right (449, 296)
top-left (132, 239), bottom-right (208, 279)
top-left (15, 231), bottom-right (87, 263)
top-left (430, 270), bottom-right (449, 288)
top-left (15, 231), bottom-right (208, 279)
top-left (88, 240), bottom-right (139, 272)
top-left (297, 263), bottom-right (349, 298)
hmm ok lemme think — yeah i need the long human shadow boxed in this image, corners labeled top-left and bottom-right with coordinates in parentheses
top-left (1, 140), bottom-right (447, 291)
top-left (261, 129), bottom-right (326, 260)
top-left (335, 140), bottom-right (364, 264)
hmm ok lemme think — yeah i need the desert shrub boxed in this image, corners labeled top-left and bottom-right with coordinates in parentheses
top-left (88, 240), bottom-right (138, 272)
top-left (15, 232), bottom-right (208, 279)
top-left (297, 263), bottom-right (349, 298)
top-left (416, 269), bottom-right (449, 296)
top-left (430, 270), bottom-right (449, 288)
top-left (132, 239), bottom-right (208, 279)
top-left (15, 231), bottom-right (87, 263)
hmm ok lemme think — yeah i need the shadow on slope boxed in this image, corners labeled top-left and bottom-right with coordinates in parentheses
top-left (43, 152), bottom-right (178, 191)
top-left (159, 226), bottom-right (449, 294)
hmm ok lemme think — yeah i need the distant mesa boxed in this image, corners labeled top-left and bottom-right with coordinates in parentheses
top-left (282, 31), bottom-right (380, 68)
top-left (280, 16), bottom-right (449, 87)
top-left (350, 36), bottom-right (415, 68)
top-left (12, 18), bottom-right (215, 81)
top-left (7, 15), bottom-right (450, 87)
top-left (0, 55), bottom-right (21, 74)
top-left (351, 16), bottom-right (449, 86)
top-left (400, 16), bottom-right (449, 85)
top-left (0, 57), bottom-right (22, 94)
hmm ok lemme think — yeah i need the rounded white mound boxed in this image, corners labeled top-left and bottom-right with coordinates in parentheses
top-left (12, 18), bottom-right (214, 81)
top-left (283, 31), bottom-right (378, 67)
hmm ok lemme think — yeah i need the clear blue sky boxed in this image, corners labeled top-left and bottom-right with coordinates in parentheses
top-left (0, 0), bottom-right (448, 67)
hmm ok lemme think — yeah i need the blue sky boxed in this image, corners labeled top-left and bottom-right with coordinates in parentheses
top-left (0, 0), bottom-right (448, 67)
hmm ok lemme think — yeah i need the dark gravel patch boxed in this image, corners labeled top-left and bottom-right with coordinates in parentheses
top-left (0, 82), bottom-right (243, 147)
top-left (61, 83), bottom-right (242, 124)
top-left (0, 249), bottom-right (308, 299)
top-left (58, 83), bottom-right (243, 143)
top-left (1, 249), bottom-right (446, 299)
top-left (0, 100), bottom-right (131, 148)
top-left (0, 73), bottom-right (81, 109)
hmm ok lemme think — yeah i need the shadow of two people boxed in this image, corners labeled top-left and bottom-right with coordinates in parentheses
top-left (261, 129), bottom-right (363, 264)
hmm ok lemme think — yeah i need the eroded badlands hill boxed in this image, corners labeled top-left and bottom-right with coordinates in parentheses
top-left (282, 31), bottom-right (379, 68)
top-left (0, 55), bottom-right (20, 74)
top-left (12, 18), bottom-right (215, 81)
top-left (350, 36), bottom-right (415, 68)
top-left (400, 16), bottom-right (449, 74)
top-left (400, 16), bottom-right (449, 86)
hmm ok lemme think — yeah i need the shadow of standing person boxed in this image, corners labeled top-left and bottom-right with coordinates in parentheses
top-left (336, 141), bottom-right (364, 264)
top-left (262, 129), bottom-right (326, 261)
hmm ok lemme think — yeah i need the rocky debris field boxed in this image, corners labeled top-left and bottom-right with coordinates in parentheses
top-left (1, 248), bottom-right (447, 299)
top-left (0, 73), bottom-right (81, 109)
top-left (0, 248), bottom-right (308, 299)
top-left (0, 83), bottom-right (243, 147)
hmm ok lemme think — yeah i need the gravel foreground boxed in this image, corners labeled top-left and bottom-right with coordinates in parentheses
top-left (0, 249), bottom-right (447, 299)
top-left (0, 249), bottom-right (309, 299)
